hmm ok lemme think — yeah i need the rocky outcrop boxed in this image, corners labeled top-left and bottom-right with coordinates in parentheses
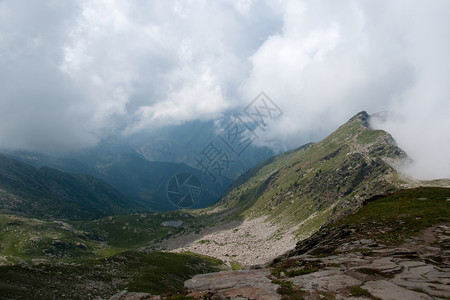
top-left (182, 223), bottom-right (450, 299)
top-left (281, 225), bottom-right (353, 258)
top-left (185, 269), bottom-right (280, 300)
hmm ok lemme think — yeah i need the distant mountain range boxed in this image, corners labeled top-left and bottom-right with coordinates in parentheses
top-left (0, 154), bottom-right (143, 219)
top-left (2, 119), bottom-right (274, 211)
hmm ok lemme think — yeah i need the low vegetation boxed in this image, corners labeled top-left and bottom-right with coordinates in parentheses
top-left (286, 186), bottom-right (450, 257)
top-left (0, 251), bottom-right (223, 299)
top-left (333, 187), bottom-right (450, 245)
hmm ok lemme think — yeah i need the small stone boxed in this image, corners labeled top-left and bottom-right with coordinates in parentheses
top-left (76, 242), bottom-right (88, 250)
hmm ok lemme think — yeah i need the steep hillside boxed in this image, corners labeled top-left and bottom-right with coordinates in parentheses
top-left (218, 111), bottom-right (407, 233)
top-left (0, 155), bottom-right (143, 219)
top-left (159, 112), bottom-right (412, 266)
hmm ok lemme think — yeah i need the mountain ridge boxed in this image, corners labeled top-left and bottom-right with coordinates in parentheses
top-left (0, 154), bottom-right (144, 219)
top-left (214, 111), bottom-right (408, 226)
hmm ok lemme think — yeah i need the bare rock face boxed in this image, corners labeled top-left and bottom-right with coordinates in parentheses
top-left (289, 269), bottom-right (362, 292)
top-left (362, 280), bottom-right (433, 300)
top-left (185, 269), bottom-right (281, 300)
top-left (109, 290), bottom-right (160, 300)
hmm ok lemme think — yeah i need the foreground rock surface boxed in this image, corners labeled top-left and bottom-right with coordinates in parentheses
top-left (185, 269), bottom-right (280, 300)
top-left (181, 224), bottom-right (450, 299)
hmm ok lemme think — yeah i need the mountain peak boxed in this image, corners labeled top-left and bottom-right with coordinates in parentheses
top-left (348, 111), bottom-right (370, 128)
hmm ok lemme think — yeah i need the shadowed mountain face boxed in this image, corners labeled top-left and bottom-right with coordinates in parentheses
top-left (117, 119), bottom-right (275, 178)
top-left (4, 151), bottom-right (235, 211)
top-left (72, 152), bottom-right (233, 211)
top-left (2, 119), bottom-right (274, 211)
top-left (0, 152), bottom-right (233, 213)
top-left (0, 155), bottom-right (144, 219)
top-left (216, 111), bottom-right (409, 231)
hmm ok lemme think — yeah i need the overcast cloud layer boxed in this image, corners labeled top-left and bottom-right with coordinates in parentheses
top-left (0, 0), bottom-right (449, 179)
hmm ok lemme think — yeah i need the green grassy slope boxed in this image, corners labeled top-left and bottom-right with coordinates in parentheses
top-left (0, 250), bottom-right (223, 299)
top-left (333, 187), bottom-right (450, 245)
top-left (215, 111), bottom-right (408, 237)
top-left (0, 209), bottom-right (214, 264)
top-left (73, 211), bottom-right (213, 254)
top-left (0, 214), bottom-right (104, 263)
top-left (0, 211), bottom-right (225, 299)
top-left (287, 187), bottom-right (450, 256)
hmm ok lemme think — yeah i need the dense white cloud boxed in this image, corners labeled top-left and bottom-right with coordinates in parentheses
top-left (241, 0), bottom-right (450, 179)
top-left (0, 0), bottom-right (280, 150)
top-left (0, 0), bottom-right (449, 178)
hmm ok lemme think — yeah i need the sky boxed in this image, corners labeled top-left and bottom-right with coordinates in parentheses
top-left (0, 0), bottom-right (449, 179)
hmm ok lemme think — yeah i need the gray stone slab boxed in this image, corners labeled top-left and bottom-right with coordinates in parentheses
top-left (362, 280), bottom-right (433, 300)
top-left (391, 278), bottom-right (450, 298)
top-left (290, 270), bottom-right (361, 292)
